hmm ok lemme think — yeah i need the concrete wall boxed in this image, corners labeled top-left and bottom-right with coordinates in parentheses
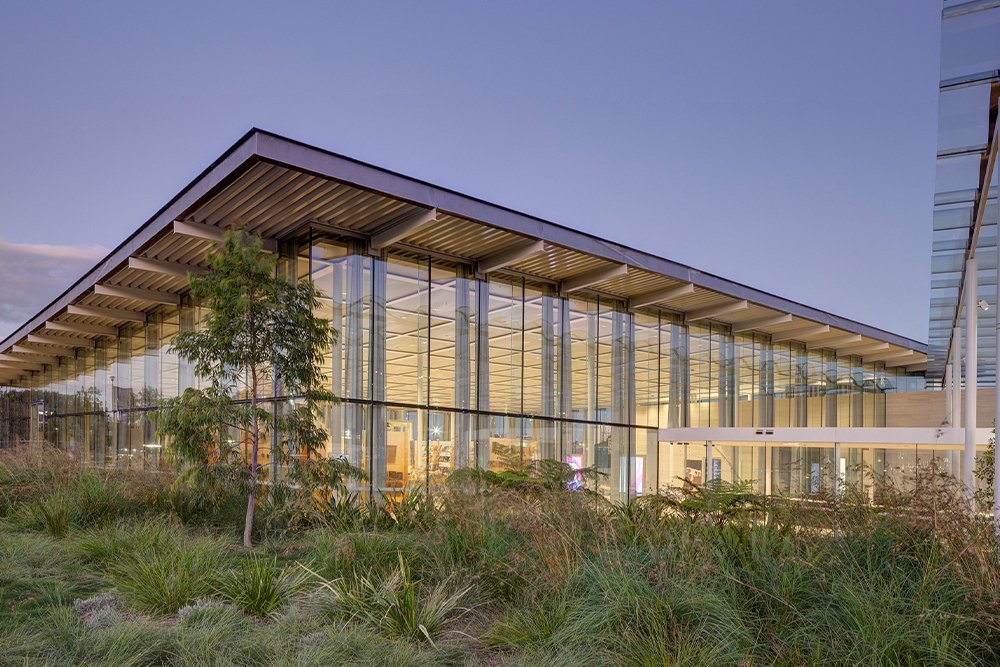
top-left (887, 389), bottom-right (996, 428)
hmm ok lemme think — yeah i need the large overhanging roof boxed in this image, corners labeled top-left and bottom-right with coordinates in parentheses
top-left (0, 129), bottom-right (927, 384)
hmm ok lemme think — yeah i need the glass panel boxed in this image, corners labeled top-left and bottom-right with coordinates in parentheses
top-left (160, 308), bottom-right (180, 400)
top-left (633, 312), bottom-right (659, 428)
top-left (938, 83), bottom-right (991, 150)
top-left (522, 283), bottom-right (556, 418)
top-left (486, 278), bottom-right (523, 415)
top-left (941, 8), bottom-right (1000, 80)
top-left (935, 153), bottom-right (981, 194)
top-left (384, 254), bottom-right (428, 406)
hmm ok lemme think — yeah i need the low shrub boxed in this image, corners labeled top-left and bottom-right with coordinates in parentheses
top-left (33, 492), bottom-right (74, 538)
top-left (110, 541), bottom-right (225, 615)
top-left (168, 462), bottom-right (248, 529)
top-left (72, 517), bottom-right (178, 568)
top-left (314, 553), bottom-right (471, 642)
top-left (213, 553), bottom-right (309, 618)
top-left (305, 530), bottom-right (443, 586)
top-left (486, 592), bottom-right (572, 650)
top-left (288, 625), bottom-right (467, 667)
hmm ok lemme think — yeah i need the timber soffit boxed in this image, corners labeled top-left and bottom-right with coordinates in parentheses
top-left (0, 129), bottom-right (927, 376)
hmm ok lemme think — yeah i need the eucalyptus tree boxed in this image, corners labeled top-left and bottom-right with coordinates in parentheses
top-left (159, 230), bottom-right (335, 547)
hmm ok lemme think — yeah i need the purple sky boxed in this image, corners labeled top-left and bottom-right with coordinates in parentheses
top-left (0, 1), bottom-right (941, 342)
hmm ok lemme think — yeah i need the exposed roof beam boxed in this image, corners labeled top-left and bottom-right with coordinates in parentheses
top-left (560, 264), bottom-right (628, 293)
top-left (67, 304), bottom-right (145, 323)
top-left (686, 299), bottom-right (749, 323)
top-left (173, 220), bottom-right (278, 252)
top-left (629, 283), bottom-right (695, 309)
top-left (45, 321), bottom-right (119, 337)
top-left (0, 355), bottom-right (47, 366)
top-left (0, 362), bottom-right (41, 372)
top-left (732, 313), bottom-right (793, 333)
top-left (13, 343), bottom-right (73, 355)
top-left (94, 284), bottom-right (181, 306)
top-left (476, 240), bottom-right (546, 274)
top-left (27, 334), bottom-right (86, 348)
top-left (128, 257), bottom-right (207, 278)
top-left (771, 324), bottom-right (831, 343)
top-left (867, 349), bottom-right (916, 364)
top-left (370, 208), bottom-right (437, 250)
top-left (886, 356), bottom-right (922, 369)
top-left (837, 341), bottom-right (889, 356)
top-left (0, 352), bottom-right (57, 364)
top-left (807, 334), bottom-right (862, 350)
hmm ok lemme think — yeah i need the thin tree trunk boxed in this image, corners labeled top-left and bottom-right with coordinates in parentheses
top-left (244, 366), bottom-right (259, 548)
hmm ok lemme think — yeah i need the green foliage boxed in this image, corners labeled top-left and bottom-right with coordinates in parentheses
top-left (486, 593), bottom-right (571, 649)
top-left (314, 552), bottom-right (471, 642)
top-left (285, 626), bottom-right (466, 667)
top-left (19, 469), bottom-right (150, 537)
top-left (4, 449), bottom-right (1000, 665)
top-left (212, 553), bottom-right (308, 618)
top-left (168, 459), bottom-right (249, 528)
top-left (447, 458), bottom-right (605, 494)
top-left (267, 455), bottom-right (368, 534)
top-left (33, 492), bottom-right (73, 537)
top-left (975, 426), bottom-right (996, 510)
top-left (661, 477), bottom-right (766, 525)
top-left (158, 230), bottom-right (338, 547)
top-left (157, 386), bottom-right (236, 466)
top-left (110, 542), bottom-right (225, 615)
top-left (72, 518), bottom-right (178, 569)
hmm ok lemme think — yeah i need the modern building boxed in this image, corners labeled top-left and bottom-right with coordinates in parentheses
top-left (4, 127), bottom-right (981, 502)
top-left (929, 0), bottom-right (1000, 387)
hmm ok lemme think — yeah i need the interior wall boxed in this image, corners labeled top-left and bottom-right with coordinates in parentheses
top-left (886, 389), bottom-right (996, 428)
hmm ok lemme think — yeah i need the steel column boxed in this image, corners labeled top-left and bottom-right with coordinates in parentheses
top-left (965, 257), bottom-right (978, 508)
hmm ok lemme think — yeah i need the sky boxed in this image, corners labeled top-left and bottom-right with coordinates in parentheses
top-left (0, 1), bottom-right (941, 342)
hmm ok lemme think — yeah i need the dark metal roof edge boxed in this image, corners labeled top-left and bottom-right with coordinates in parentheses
top-left (253, 129), bottom-right (928, 353)
top-left (943, 0), bottom-right (1000, 20)
top-left (1, 128), bottom-right (927, 357)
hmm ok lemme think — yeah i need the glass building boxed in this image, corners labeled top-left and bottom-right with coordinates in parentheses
top-left (929, 0), bottom-right (1000, 385)
top-left (0, 130), bottom-right (943, 500)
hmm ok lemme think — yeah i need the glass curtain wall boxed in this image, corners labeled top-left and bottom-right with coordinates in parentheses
top-left (0, 234), bottom-right (919, 500)
top-left (927, 3), bottom-right (1000, 384)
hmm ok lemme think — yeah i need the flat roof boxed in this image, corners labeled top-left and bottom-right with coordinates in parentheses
top-left (0, 129), bottom-right (927, 383)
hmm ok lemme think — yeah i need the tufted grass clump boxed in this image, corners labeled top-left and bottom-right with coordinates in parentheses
top-left (212, 553), bottom-right (309, 618)
top-left (314, 553), bottom-right (472, 643)
top-left (4, 445), bottom-right (1000, 665)
top-left (110, 541), bottom-right (225, 615)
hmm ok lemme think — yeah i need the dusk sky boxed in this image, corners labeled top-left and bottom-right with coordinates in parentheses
top-left (0, 1), bottom-right (941, 342)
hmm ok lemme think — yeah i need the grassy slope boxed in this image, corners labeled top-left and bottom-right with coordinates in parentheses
top-left (2, 447), bottom-right (1000, 667)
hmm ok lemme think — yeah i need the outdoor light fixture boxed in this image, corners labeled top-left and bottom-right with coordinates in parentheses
top-left (979, 299), bottom-right (990, 311)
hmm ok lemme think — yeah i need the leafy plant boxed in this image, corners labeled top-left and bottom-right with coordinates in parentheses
top-left (974, 425), bottom-right (996, 510)
top-left (213, 553), bottom-right (308, 618)
top-left (267, 456), bottom-right (367, 534)
top-left (663, 478), bottom-right (766, 525)
top-left (159, 230), bottom-right (337, 547)
top-left (312, 553), bottom-right (471, 642)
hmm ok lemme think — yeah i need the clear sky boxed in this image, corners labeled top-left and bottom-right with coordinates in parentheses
top-left (0, 1), bottom-right (941, 342)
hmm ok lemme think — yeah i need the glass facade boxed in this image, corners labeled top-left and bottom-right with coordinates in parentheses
top-left (0, 234), bottom-right (923, 500)
top-left (928, 0), bottom-right (1000, 384)
top-left (660, 441), bottom-right (965, 501)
